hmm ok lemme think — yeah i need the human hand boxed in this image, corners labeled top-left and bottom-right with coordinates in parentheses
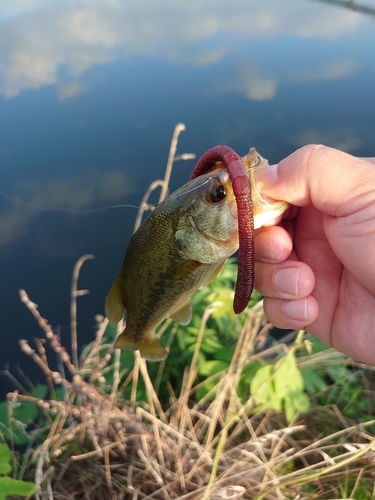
top-left (254, 145), bottom-right (375, 365)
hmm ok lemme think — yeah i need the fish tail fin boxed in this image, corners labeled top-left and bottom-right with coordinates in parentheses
top-left (105, 274), bottom-right (125, 325)
top-left (114, 332), bottom-right (168, 361)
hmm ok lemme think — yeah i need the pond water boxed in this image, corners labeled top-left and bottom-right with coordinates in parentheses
top-left (1, 0), bottom-right (375, 398)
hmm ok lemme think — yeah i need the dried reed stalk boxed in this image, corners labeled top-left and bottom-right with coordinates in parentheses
top-left (133, 123), bottom-right (195, 232)
top-left (70, 254), bottom-right (95, 370)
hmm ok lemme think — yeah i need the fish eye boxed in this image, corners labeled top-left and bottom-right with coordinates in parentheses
top-left (207, 183), bottom-right (227, 203)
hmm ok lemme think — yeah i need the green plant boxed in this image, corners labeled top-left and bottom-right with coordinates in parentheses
top-left (250, 346), bottom-right (310, 422)
top-left (0, 444), bottom-right (36, 499)
top-left (0, 385), bottom-right (47, 446)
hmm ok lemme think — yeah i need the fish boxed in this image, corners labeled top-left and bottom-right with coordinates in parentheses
top-left (105, 147), bottom-right (288, 361)
top-left (189, 146), bottom-right (287, 313)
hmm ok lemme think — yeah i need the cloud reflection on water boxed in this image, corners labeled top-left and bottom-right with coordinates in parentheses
top-left (0, 0), bottom-right (367, 99)
top-left (0, 170), bottom-right (134, 245)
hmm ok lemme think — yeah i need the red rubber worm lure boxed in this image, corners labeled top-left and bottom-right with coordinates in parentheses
top-left (189, 146), bottom-right (254, 314)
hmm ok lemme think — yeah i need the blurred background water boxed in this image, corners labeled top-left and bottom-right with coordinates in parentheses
top-left (1, 0), bottom-right (375, 398)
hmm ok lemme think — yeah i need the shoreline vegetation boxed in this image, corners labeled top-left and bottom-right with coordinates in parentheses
top-left (1, 125), bottom-right (375, 499)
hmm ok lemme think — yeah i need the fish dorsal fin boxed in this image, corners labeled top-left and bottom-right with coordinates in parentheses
top-left (105, 274), bottom-right (126, 325)
top-left (170, 301), bottom-right (192, 325)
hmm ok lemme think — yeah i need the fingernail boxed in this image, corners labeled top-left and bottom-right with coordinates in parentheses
top-left (274, 267), bottom-right (300, 296)
top-left (283, 298), bottom-right (308, 322)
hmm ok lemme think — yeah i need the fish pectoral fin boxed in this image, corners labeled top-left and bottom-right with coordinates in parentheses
top-left (114, 333), bottom-right (168, 361)
top-left (173, 260), bottom-right (204, 281)
top-left (205, 261), bottom-right (225, 285)
top-left (170, 301), bottom-right (192, 325)
top-left (105, 274), bottom-right (126, 325)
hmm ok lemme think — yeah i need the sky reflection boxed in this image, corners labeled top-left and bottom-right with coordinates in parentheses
top-left (0, 0), bottom-right (373, 99)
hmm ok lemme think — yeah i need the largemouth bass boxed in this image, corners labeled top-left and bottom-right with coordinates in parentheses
top-left (105, 147), bottom-right (288, 361)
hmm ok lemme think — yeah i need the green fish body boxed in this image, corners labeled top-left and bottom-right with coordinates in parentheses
top-left (106, 150), bottom-right (288, 361)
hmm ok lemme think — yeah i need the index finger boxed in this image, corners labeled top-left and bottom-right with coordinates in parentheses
top-left (256, 145), bottom-right (375, 217)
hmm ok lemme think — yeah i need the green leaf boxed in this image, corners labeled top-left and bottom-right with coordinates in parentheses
top-left (0, 401), bottom-right (30, 445)
top-left (215, 346), bottom-right (235, 362)
top-left (0, 477), bottom-right (36, 499)
top-left (274, 353), bottom-right (304, 396)
top-left (13, 401), bottom-right (39, 425)
top-left (250, 354), bottom-right (311, 421)
top-left (201, 336), bottom-right (223, 353)
top-left (0, 387), bottom-right (46, 445)
top-left (0, 444), bottom-right (12, 475)
top-left (251, 364), bottom-right (282, 411)
top-left (0, 402), bottom-right (8, 429)
top-left (326, 365), bottom-right (352, 383)
top-left (30, 384), bottom-right (48, 400)
top-left (0, 443), bottom-right (36, 499)
top-left (301, 367), bottom-right (327, 394)
top-left (54, 386), bottom-right (68, 401)
top-left (251, 364), bottom-right (273, 403)
top-left (103, 322), bottom-right (118, 341)
top-left (196, 381), bottom-right (217, 401)
top-left (305, 335), bottom-right (329, 353)
top-left (284, 390), bottom-right (310, 422)
top-left (200, 360), bottom-right (228, 377)
top-left (206, 290), bottom-right (235, 319)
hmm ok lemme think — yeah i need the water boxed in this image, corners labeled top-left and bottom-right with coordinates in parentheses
top-left (1, 0), bottom-right (375, 398)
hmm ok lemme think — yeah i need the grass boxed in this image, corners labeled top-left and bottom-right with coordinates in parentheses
top-left (8, 293), bottom-right (375, 500)
top-left (1, 124), bottom-right (375, 499)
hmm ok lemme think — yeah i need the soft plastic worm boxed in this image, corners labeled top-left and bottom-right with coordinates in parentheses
top-left (189, 145), bottom-right (254, 313)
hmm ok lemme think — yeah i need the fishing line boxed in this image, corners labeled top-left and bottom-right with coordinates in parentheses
top-left (0, 189), bottom-right (141, 213)
top-left (165, 177), bottom-right (212, 199)
top-left (0, 179), bottom-right (211, 215)
top-left (0, 166), bottom-right (249, 216)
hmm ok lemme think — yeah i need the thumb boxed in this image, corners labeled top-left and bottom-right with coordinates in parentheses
top-left (256, 145), bottom-right (375, 217)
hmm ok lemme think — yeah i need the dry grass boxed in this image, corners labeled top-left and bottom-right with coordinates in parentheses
top-left (13, 293), bottom-right (375, 500)
top-left (4, 125), bottom-right (375, 499)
